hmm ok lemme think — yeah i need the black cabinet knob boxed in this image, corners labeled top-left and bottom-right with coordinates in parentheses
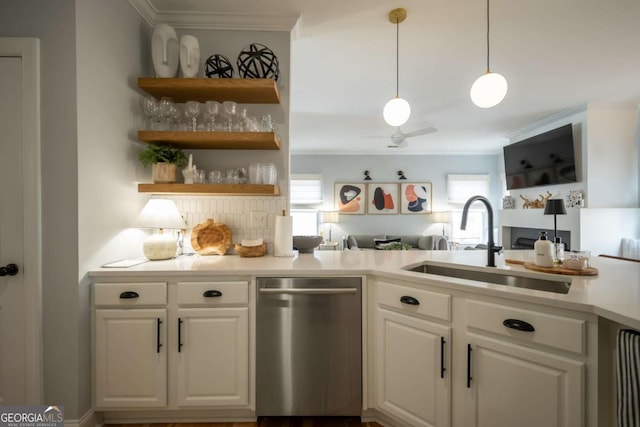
top-left (0, 263), bottom-right (19, 277)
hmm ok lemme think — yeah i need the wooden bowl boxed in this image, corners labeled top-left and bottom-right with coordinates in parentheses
top-left (235, 243), bottom-right (267, 257)
top-left (191, 219), bottom-right (232, 255)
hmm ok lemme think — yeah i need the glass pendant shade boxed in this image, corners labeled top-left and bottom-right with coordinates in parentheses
top-left (383, 97), bottom-right (411, 127)
top-left (470, 71), bottom-right (508, 108)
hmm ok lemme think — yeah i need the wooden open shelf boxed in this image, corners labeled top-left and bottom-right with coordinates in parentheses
top-left (137, 78), bottom-right (280, 104)
top-left (138, 131), bottom-right (280, 150)
top-left (138, 183), bottom-right (280, 196)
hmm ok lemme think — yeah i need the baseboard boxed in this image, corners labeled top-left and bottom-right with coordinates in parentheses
top-left (65, 410), bottom-right (102, 427)
top-left (99, 409), bottom-right (256, 424)
top-left (361, 408), bottom-right (413, 427)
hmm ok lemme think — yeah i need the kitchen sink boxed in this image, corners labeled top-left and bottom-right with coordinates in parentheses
top-left (403, 263), bottom-right (571, 294)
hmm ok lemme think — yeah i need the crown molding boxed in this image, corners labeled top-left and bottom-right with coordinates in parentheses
top-left (128, 0), bottom-right (299, 31)
top-left (506, 104), bottom-right (587, 142)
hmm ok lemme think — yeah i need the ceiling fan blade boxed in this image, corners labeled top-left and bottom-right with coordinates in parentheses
top-left (404, 126), bottom-right (437, 138)
top-left (389, 140), bottom-right (408, 148)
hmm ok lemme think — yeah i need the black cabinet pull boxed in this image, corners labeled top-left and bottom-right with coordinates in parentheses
top-left (203, 290), bottom-right (222, 298)
top-left (119, 291), bottom-right (139, 299)
top-left (503, 318), bottom-right (535, 332)
top-left (0, 263), bottom-right (19, 276)
top-left (467, 344), bottom-right (473, 388)
top-left (178, 318), bottom-right (183, 352)
top-left (156, 318), bottom-right (162, 353)
top-left (400, 295), bottom-right (420, 306)
top-left (440, 336), bottom-right (446, 379)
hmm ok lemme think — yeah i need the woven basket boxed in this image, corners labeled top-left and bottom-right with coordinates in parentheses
top-left (235, 243), bottom-right (267, 257)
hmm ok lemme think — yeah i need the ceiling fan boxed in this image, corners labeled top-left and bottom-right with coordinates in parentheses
top-left (363, 126), bottom-right (438, 148)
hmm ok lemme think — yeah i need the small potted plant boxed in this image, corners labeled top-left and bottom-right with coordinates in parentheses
top-left (138, 144), bottom-right (187, 183)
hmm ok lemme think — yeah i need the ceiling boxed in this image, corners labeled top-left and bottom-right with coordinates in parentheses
top-left (132, 0), bottom-right (640, 155)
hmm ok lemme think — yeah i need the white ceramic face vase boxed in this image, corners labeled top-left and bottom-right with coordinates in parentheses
top-left (151, 24), bottom-right (179, 78)
top-left (179, 35), bottom-right (200, 78)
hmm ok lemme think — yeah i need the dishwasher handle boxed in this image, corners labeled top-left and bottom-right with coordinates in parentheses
top-left (259, 287), bottom-right (359, 295)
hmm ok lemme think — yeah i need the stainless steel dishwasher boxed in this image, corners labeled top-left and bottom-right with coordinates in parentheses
top-left (256, 277), bottom-right (362, 416)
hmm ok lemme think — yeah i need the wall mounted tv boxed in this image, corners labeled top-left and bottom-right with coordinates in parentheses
top-left (503, 123), bottom-right (578, 190)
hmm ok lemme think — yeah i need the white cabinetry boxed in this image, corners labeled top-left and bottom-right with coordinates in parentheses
top-left (175, 281), bottom-right (249, 407)
top-left (93, 279), bottom-right (250, 412)
top-left (371, 280), bottom-right (452, 427)
top-left (368, 276), bottom-right (596, 427)
top-left (94, 282), bottom-right (167, 408)
top-left (463, 298), bottom-right (586, 427)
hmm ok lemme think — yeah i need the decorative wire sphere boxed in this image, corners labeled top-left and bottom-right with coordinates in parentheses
top-left (470, 71), bottom-right (508, 108)
top-left (237, 43), bottom-right (280, 81)
top-left (204, 54), bottom-right (234, 78)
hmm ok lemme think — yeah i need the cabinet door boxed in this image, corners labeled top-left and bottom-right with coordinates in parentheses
top-left (95, 309), bottom-right (167, 408)
top-left (465, 334), bottom-right (584, 427)
top-left (376, 307), bottom-right (451, 427)
top-left (176, 307), bottom-right (249, 407)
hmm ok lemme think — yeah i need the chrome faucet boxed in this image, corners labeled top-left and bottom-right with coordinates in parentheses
top-left (460, 195), bottom-right (502, 267)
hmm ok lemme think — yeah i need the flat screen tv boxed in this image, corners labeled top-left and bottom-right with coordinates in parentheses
top-left (503, 124), bottom-right (578, 190)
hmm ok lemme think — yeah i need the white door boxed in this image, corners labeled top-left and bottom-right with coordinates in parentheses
top-left (464, 334), bottom-right (584, 427)
top-left (176, 307), bottom-right (249, 407)
top-left (0, 38), bottom-right (41, 405)
top-left (376, 307), bottom-right (451, 427)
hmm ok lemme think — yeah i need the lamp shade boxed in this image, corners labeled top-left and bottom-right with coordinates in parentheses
top-left (470, 71), bottom-right (508, 108)
top-left (133, 199), bottom-right (186, 229)
top-left (383, 97), bottom-right (411, 127)
top-left (430, 211), bottom-right (451, 224)
top-left (320, 211), bottom-right (340, 224)
top-left (544, 199), bottom-right (567, 215)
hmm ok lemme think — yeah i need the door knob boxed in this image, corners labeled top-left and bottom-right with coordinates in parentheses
top-left (0, 264), bottom-right (19, 276)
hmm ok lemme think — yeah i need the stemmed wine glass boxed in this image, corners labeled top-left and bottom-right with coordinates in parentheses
top-left (184, 101), bottom-right (201, 131)
top-left (142, 96), bottom-right (159, 130)
top-left (204, 101), bottom-right (220, 131)
top-left (222, 101), bottom-right (237, 132)
top-left (159, 97), bottom-right (174, 130)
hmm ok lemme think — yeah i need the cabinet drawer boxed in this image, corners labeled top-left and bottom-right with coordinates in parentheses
top-left (94, 282), bottom-right (166, 307)
top-left (466, 299), bottom-right (585, 354)
top-left (376, 281), bottom-right (450, 321)
top-left (177, 281), bottom-right (249, 306)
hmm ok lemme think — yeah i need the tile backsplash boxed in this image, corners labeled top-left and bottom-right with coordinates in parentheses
top-left (167, 196), bottom-right (288, 253)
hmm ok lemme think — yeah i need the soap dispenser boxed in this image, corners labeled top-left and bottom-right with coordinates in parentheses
top-left (534, 231), bottom-right (554, 267)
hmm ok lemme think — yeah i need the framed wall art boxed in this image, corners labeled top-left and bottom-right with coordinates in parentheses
top-left (400, 182), bottom-right (432, 214)
top-left (367, 183), bottom-right (399, 214)
top-left (334, 183), bottom-right (366, 214)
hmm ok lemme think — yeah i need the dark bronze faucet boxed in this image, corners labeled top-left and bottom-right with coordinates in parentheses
top-left (460, 195), bottom-right (503, 267)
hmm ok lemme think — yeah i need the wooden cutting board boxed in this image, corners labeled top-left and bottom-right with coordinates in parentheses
top-left (505, 258), bottom-right (598, 276)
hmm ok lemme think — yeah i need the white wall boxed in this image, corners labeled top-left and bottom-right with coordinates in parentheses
top-left (291, 154), bottom-right (501, 242)
top-left (76, 0), bottom-right (149, 417)
top-left (586, 102), bottom-right (639, 208)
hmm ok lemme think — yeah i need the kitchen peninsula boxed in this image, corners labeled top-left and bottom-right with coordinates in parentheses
top-left (89, 250), bottom-right (639, 427)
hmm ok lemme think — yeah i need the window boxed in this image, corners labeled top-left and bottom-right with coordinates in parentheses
top-left (447, 174), bottom-right (491, 244)
top-left (290, 174), bottom-right (323, 236)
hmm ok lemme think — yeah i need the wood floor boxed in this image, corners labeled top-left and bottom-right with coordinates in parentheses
top-left (107, 419), bottom-right (383, 427)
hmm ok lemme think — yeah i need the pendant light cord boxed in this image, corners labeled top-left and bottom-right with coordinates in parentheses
top-left (396, 18), bottom-right (400, 97)
top-left (486, 0), bottom-right (491, 73)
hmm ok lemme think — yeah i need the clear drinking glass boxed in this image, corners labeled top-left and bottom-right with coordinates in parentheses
top-left (142, 96), bottom-right (159, 130)
top-left (249, 163), bottom-right (261, 184)
top-left (208, 170), bottom-right (222, 184)
top-left (185, 101), bottom-right (201, 132)
top-left (222, 101), bottom-right (237, 132)
top-left (204, 101), bottom-right (220, 131)
top-left (158, 97), bottom-right (174, 130)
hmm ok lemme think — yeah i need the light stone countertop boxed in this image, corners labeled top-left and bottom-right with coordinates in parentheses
top-left (89, 249), bottom-right (640, 330)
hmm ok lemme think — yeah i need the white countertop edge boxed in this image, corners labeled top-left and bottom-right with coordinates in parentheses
top-left (88, 250), bottom-right (640, 330)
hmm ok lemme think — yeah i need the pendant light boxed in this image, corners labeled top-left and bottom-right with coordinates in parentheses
top-left (383, 8), bottom-right (411, 127)
top-left (470, 0), bottom-right (508, 108)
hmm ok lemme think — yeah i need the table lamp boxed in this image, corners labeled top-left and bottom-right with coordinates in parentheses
top-left (430, 211), bottom-right (452, 237)
top-left (320, 211), bottom-right (340, 242)
top-left (133, 198), bottom-right (186, 260)
top-left (543, 199), bottom-right (567, 240)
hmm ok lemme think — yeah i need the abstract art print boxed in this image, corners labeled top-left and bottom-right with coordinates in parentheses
top-left (367, 183), bottom-right (399, 214)
top-left (400, 182), bottom-right (432, 214)
top-left (334, 183), bottom-right (366, 214)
